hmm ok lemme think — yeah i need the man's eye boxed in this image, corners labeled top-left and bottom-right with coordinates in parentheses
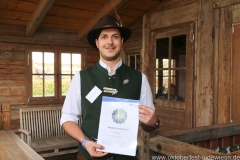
top-left (101, 36), bottom-right (107, 39)
top-left (113, 35), bottom-right (119, 39)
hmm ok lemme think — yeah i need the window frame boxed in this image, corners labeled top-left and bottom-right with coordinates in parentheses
top-left (25, 45), bottom-right (85, 105)
top-left (149, 23), bottom-right (194, 110)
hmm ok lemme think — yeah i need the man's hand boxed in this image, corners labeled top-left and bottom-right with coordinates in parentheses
top-left (85, 140), bottom-right (108, 158)
top-left (138, 105), bottom-right (158, 126)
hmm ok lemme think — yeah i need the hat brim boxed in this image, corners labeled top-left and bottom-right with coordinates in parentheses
top-left (87, 27), bottom-right (131, 49)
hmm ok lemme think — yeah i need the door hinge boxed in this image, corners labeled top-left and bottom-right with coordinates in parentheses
top-left (232, 27), bottom-right (234, 34)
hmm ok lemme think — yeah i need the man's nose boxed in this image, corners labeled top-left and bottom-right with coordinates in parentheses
top-left (107, 37), bottom-right (113, 44)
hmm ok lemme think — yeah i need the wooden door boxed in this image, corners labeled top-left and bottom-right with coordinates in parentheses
top-left (149, 23), bottom-right (195, 132)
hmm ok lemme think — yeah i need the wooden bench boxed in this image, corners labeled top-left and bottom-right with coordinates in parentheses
top-left (18, 106), bottom-right (81, 158)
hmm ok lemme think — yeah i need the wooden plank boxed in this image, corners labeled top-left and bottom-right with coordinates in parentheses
top-left (0, 60), bottom-right (24, 65)
top-left (0, 24), bottom-right (25, 37)
top-left (159, 122), bottom-right (240, 144)
top-left (141, 14), bottom-right (150, 77)
top-left (123, 0), bottom-right (162, 12)
top-left (155, 107), bottom-right (185, 121)
top-left (231, 25), bottom-right (240, 122)
top-left (39, 23), bottom-right (81, 31)
top-left (116, 8), bottom-right (145, 17)
top-left (154, 99), bottom-right (185, 110)
top-left (54, 0), bottom-right (102, 12)
top-left (151, 2), bottom-right (198, 30)
top-left (77, 0), bottom-right (128, 40)
top-left (213, 0), bottom-right (240, 8)
top-left (0, 9), bottom-right (31, 21)
top-left (42, 15), bottom-right (87, 27)
top-left (195, 0), bottom-right (214, 127)
top-left (32, 30), bottom-right (78, 40)
top-left (0, 103), bottom-right (2, 130)
top-left (213, 9), bottom-right (220, 125)
top-left (233, 4), bottom-right (240, 23)
top-left (0, 35), bottom-right (90, 48)
top-left (2, 104), bottom-right (11, 129)
top-left (0, 18), bottom-right (28, 26)
top-left (218, 7), bottom-right (232, 124)
top-left (0, 85), bottom-right (25, 96)
top-left (86, 54), bottom-right (99, 63)
top-left (0, 96), bottom-right (25, 105)
top-left (0, 0), bottom-right (37, 12)
top-left (0, 130), bottom-right (43, 160)
top-left (151, 0), bottom-right (198, 13)
top-left (140, 14), bottom-right (151, 160)
top-left (150, 135), bottom-right (225, 156)
top-left (123, 40), bottom-right (142, 51)
top-left (0, 43), bottom-right (24, 51)
top-left (26, 0), bottom-right (56, 36)
top-left (0, 50), bottom-right (25, 61)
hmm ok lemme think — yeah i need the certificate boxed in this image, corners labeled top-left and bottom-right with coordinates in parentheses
top-left (97, 96), bottom-right (139, 156)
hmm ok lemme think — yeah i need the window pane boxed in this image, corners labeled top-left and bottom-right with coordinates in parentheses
top-left (172, 35), bottom-right (186, 68)
top-left (44, 52), bottom-right (54, 74)
top-left (129, 55), bottom-right (135, 69)
top-left (62, 75), bottom-right (71, 96)
top-left (177, 70), bottom-right (186, 101)
top-left (44, 75), bottom-right (54, 97)
top-left (61, 53), bottom-right (71, 74)
top-left (72, 54), bottom-right (81, 74)
top-left (155, 70), bottom-right (168, 100)
top-left (32, 75), bottom-right (43, 97)
top-left (32, 52), bottom-right (43, 74)
top-left (156, 38), bottom-right (169, 68)
top-left (155, 70), bottom-right (168, 98)
top-left (156, 70), bottom-right (185, 102)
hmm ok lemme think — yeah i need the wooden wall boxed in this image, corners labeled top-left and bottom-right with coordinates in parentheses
top-left (0, 24), bottom-right (92, 130)
top-left (141, 0), bottom-right (240, 130)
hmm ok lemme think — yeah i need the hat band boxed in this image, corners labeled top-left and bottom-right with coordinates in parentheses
top-left (102, 24), bottom-right (120, 28)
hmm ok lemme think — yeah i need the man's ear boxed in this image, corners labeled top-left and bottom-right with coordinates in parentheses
top-left (95, 39), bottom-right (99, 48)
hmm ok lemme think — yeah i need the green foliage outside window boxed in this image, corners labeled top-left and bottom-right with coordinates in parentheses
top-left (33, 79), bottom-right (70, 96)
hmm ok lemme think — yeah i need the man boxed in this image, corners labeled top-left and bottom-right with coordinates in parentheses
top-left (60, 15), bottom-right (160, 160)
top-left (169, 84), bottom-right (184, 102)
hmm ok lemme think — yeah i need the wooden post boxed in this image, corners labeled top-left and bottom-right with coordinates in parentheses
top-left (0, 103), bottom-right (2, 129)
top-left (2, 103), bottom-right (11, 130)
top-left (195, 0), bottom-right (214, 127)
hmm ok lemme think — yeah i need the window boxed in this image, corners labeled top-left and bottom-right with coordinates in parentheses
top-left (26, 46), bottom-right (84, 104)
top-left (128, 54), bottom-right (141, 71)
top-left (155, 35), bottom-right (186, 102)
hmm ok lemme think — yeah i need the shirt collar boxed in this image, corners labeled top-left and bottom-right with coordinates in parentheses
top-left (99, 58), bottom-right (122, 76)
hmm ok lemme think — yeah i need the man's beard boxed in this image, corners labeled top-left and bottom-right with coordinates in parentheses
top-left (100, 50), bottom-right (121, 61)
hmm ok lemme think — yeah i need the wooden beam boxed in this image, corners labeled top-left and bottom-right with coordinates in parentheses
top-left (77, 0), bottom-right (128, 40)
top-left (26, 0), bottom-right (56, 37)
top-left (0, 35), bottom-right (90, 48)
top-left (213, 0), bottom-right (240, 8)
top-left (150, 135), bottom-right (226, 156)
top-left (159, 122), bottom-right (240, 143)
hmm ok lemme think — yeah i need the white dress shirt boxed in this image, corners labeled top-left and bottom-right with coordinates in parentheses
top-left (60, 59), bottom-right (155, 126)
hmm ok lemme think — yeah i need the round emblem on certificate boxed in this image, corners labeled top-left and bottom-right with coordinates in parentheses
top-left (112, 108), bottom-right (128, 124)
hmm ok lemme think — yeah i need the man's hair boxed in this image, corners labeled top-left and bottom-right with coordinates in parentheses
top-left (170, 83), bottom-right (177, 90)
top-left (94, 28), bottom-right (123, 40)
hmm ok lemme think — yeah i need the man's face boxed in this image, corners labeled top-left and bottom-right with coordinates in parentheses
top-left (170, 86), bottom-right (176, 97)
top-left (95, 28), bottom-right (123, 61)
